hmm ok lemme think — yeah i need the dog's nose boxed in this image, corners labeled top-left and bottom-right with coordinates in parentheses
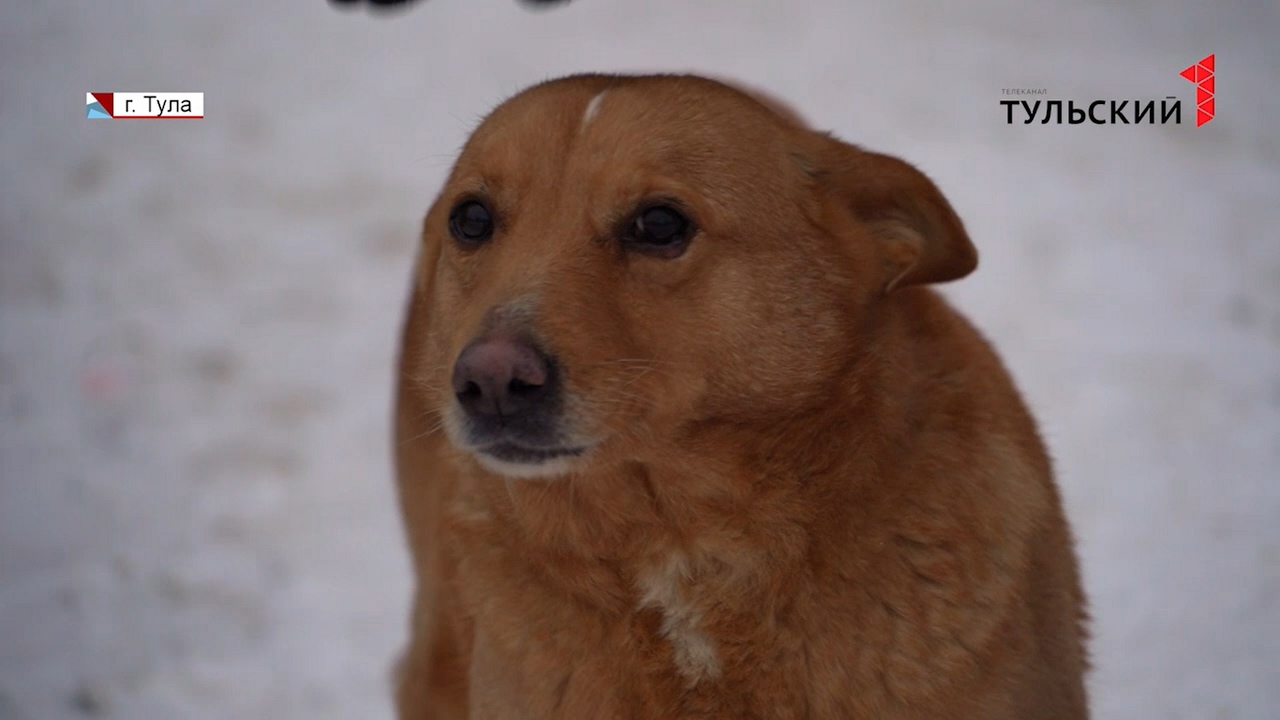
top-left (451, 335), bottom-right (555, 421)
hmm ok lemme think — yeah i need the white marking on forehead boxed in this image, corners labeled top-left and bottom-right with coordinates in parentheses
top-left (580, 90), bottom-right (609, 131)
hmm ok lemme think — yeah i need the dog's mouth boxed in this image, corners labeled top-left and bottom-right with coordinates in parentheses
top-left (466, 440), bottom-right (594, 480)
top-left (478, 442), bottom-right (589, 464)
top-left (439, 401), bottom-right (597, 478)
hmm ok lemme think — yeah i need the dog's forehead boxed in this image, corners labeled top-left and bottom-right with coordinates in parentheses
top-left (454, 75), bottom-right (801, 186)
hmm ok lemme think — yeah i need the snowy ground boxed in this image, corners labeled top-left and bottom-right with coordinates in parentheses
top-left (1, 1), bottom-right (1277, 718)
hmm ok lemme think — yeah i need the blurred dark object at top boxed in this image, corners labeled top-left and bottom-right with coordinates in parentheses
top-left (328, 0), bottom-right (572, 11)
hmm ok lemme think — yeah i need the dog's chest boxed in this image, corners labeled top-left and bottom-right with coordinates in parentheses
top-left (634, 550), bottom-right (723, 686)
top-left (458, 566), bottom-right (710, 718)
top-left (458, 527), bottom-right (740, 707)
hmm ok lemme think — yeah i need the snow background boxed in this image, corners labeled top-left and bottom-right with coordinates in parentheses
top-left (1, 1), bottom-right (1277, 718)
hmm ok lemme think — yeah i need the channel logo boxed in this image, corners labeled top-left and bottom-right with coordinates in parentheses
top-left (1000, 54), bottom-right (1217, 127)
top-left (85, 92), bottom-right (204, 119)
top-left (1178, 54), bottom-right (1215, 127)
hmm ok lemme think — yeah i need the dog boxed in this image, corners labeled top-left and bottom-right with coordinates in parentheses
top-left (392, 73), bottom-right (1089, 719)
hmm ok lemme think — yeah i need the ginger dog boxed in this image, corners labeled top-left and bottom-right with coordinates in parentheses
top-left (392, 74), bottom-right (1089, 719)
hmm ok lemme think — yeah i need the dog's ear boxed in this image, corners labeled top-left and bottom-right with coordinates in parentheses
top-left (809, 135), bottom-right (977, 293)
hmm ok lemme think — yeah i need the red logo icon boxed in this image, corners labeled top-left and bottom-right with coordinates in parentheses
top-left (1180, 54), bottom-right (1214, 127)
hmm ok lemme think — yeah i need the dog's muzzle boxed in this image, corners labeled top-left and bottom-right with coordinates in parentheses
top-left (450, 333), bottom-right (583, 464)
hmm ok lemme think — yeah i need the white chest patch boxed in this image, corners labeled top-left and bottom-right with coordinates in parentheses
top-left (636, 551), bottom-right (722, 686)
top-left (580, 90), bottom-right (609, 130)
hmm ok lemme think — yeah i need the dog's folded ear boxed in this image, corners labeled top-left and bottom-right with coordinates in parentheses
top-left (809, 135), bottom-right (978, 293)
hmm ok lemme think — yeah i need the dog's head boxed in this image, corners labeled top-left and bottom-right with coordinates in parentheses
top-left (410, 74), bottom-right (976, 479)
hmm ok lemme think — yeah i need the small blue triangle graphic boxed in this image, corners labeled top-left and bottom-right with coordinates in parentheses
top-left (87, 102), bottom-right (110, 119)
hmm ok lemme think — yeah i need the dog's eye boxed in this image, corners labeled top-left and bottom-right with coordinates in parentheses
top-left (449, 200), bottom-right (494, 246)
top-left (627, 205), bottom-right (692, 257)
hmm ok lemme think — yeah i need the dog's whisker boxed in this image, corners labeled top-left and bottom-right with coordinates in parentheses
top-left (584, 390), bottom-right (650, 412)
top-left (399, 412), bottom-right (448, 447)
